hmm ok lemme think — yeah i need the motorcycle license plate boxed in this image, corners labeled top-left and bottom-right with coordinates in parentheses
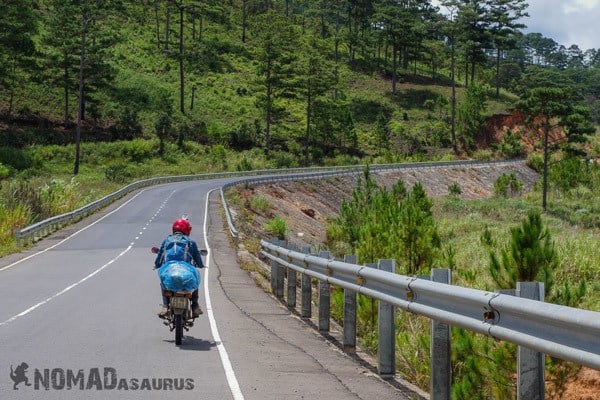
top-left (170, 297), bottom-right (188, 309)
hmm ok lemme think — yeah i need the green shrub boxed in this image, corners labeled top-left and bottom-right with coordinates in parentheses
top-left (123, 139), bottom-right (154, 162)
top-left (0, 163), bottom-right (11, 179)
top-left (210, 145), bottom-right (228, 170)
top-left (264, 216), bottom-right (287, 239)
top-left (493, 172), bottom-right (523, 197)
top-left (497, 129), bottom-right (525, 158)
top-left (272, 151), bottom-right (298, 169)
top-left (471, 149), bottom-right (494, 161)
top-left (550, 157), bottom-right (590, 191)
top-left (39, 178), bottom-right (80, 216)
top-left (448, 182), bottom-right (462, 196)
top-left (250, 196), bottom-right (269, 213)
top-left (236, 157), bottom-right (253, 171)
top-left (526, 152), bottom-right (544, 172)
top-left (105, 163), bottom-right (133, 183)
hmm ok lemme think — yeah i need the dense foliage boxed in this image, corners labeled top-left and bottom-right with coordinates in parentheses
top-left (1, 1), bottom-right (599, 159)
top-left (1, 2), bottom-right (600, 397)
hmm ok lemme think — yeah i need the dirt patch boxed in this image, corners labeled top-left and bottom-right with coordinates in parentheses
top-left (556, 368), bottom-right (600, 400)
top-left (477, 110), bottom-right (566, 152)
top-left (230, 161), bottom-right (539, 250)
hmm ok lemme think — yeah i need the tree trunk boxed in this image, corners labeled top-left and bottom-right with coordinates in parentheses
top-left (179, 5), bottom-right (185, 115)
top-left (165, 6), bottom-right (170, 51)
top-left (470, 54), bottom-right (476, 85)
top-left (542, 119), bottom-right (550, 210)
top-left (392, 45), bottom-right (398, 94)
top-left (74, 16), bottom-right (88, 176)
top-left (451, 41), bottom-right (457, 155)
top-left (495, 47), bottom-right (501, 98)
top-left (64, 60), bottom-right (70, 128)
top-left (154, 0), bottom-right (161, 48)
top-left (265, 59), bottom-right (272, 152)
top-left (242, 0), bottom-right (247, 43)
top-left (305, 82), bottom-right (312, 167)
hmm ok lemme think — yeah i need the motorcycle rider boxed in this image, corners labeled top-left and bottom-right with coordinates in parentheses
top-left (155, 218), bottom-right (205, 318)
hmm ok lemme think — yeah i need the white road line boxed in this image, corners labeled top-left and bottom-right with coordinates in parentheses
top-left (0, 245), bottom-right (133, 327)
top-left (203, 189), bottom-right (245, 400)
top-left (0, 190), bottom-right (148, 272)
top-left (0, 189), bottom-right (177, 326)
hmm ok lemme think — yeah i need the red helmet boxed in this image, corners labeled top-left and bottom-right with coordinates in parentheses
top-left (172, 218), bottom-right (192, 235)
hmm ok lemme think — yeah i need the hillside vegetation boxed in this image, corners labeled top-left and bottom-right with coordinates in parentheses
top-left (1, 2), bottom-right (600, 398)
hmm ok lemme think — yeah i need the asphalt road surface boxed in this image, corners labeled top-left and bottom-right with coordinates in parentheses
top-left (0, 179), bottom-right (424, 400)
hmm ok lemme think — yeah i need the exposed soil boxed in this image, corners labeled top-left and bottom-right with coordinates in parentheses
top-left (228, 160), bottom-right (600, 399)
top-left (231, 161), bottom-right (539, 250)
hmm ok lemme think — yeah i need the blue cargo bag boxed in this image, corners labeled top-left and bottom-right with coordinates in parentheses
top-left (158, 260), bottom-right (200, 292)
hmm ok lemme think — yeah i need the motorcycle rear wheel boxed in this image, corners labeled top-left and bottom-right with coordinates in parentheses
top-left (174, 314), bottom-right (183, 345)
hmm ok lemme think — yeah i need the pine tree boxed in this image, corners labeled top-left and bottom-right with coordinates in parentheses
top-left (40, 0), bottom-right (81, 127)
top-left (486, 0), bottom-right (528, 98)
top-left (489, 211), bottom-right (557, 291)
top-left (0, 0), bottom-right (39, 118)
top-left (254, 10), bottom-right (298, 151)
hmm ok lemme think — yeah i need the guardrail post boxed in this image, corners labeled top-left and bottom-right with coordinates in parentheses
top-left (430, 268), bottom-right (451, 400)
top-left (378, 259), bottom-right (395, 377)
top-left (275, 239), bottom-right (286, 299)
top-left (318, 250), bottom-right (331, 333)
top-left (301, 247), bottom-right (312, 318)
top-left (269, 238), bottom-right (277, 294)
top-left (270, 238), bottom-right (283, 297)
top-left (287, 244), bottom-right (298, 309)
top-left (517, 282), bottom-right (545, 400)
top-left (343, 254), bottom-right (357, 353)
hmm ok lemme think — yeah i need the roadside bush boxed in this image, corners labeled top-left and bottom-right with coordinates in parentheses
top-left (264, 216), bottom-right (287, 240)
top-left (494, 173), bottom-right (523, 197)
top-left (211, 145), bottom-right (228, 170)
top-left (236, 157), bottom-right (253, 171)
top-left (1, 179), bottom-right (43, 220)
top-left (550, 157), bottom-right (591, 191)
top-left (0, 163), bottom-right (11, 179)
top-left (105, 162), bottom-right (134, 183)
top-left (123, 139), bottom-right (154, 162)
top-left (272, 151), bottom-right (298, 169)
top-left (113, 107), bottom-right (143, 140)
top-left (496, 129), bottom-right (525, 158)
top-left (448, 182), bottom-right (462, 196)
top-left (526, 152), bottom-right (544, 172)
top-left (39, 178), bottom-right (80, 216)
top-left (250, 196), bottom-right (269, 213)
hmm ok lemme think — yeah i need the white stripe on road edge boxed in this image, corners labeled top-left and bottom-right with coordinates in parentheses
top-left (0, 190), bottom-right (148, 272)
top-left (203, 189), bottom-right (245, 400)
top-left (0, 189), bottom-right (175, 326)
top-left (0, 245), bottom-right (132, 327)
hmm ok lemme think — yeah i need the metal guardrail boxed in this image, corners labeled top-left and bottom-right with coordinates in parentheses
top-left (260, 240), bottom-right (600, 370)
top-left (261, 239), bottom-right (600, 399)
top-left (16, 159), bottom-right (526, 245)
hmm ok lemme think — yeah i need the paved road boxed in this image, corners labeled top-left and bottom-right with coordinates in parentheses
top-left (0, 179), bottom-right (424, 399)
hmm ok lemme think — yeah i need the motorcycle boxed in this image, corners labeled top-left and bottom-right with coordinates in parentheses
top-left (151, 246), bottom-right (207, 346)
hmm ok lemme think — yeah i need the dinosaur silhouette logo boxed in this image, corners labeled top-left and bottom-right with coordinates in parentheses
top-left (10, 362), bottom-right (32, 390)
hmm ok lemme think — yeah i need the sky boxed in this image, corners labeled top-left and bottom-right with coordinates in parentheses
top-left (432, 0), bottom-right (600, 51)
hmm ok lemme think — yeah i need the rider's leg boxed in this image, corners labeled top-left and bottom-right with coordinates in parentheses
top-left (191, 289), bottom-right (203, 316)
top-left (158, 284), bottom-right (169, 318)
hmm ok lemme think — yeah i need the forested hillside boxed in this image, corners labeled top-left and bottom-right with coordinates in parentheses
top-left (1, 1), bottom-right (599, 244)
top-left (1, 0), bottom-right (599, 166)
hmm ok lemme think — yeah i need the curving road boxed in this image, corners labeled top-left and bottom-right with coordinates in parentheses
top-left (0, 179), bottom-right (423, 399)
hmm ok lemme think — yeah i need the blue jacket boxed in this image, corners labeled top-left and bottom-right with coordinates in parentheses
top-left (154, 233), bottom-right (204, 269)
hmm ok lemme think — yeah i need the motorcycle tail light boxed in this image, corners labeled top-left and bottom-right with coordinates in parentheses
top-left (164, 291), bottom-right (173, 298)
